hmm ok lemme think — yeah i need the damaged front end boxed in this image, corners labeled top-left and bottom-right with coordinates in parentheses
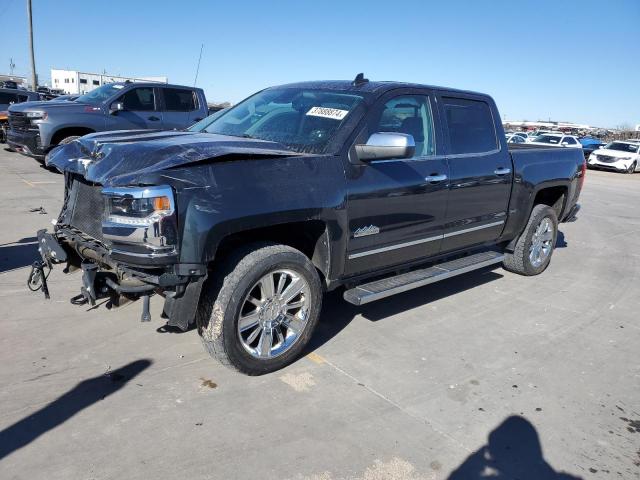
top-left (30, 172), bottom-right (207, 330)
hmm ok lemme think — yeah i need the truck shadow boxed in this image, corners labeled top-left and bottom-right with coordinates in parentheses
top-left (307, 267), bottom-right (503, 352)
top-left (447, 415), bottom-right (583, 479)
top-left (0, 237), bottom-right (39, 273)
top-left (0, 359), bottom-right (152, 461)
top-left (556, 230), bottom-right (567, 248)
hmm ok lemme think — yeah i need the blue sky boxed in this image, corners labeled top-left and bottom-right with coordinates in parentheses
top-left (2, 0), bottom-right (639, 127)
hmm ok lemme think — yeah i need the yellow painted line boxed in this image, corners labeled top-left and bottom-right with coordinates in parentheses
top-left (306, 352), bottom-right (326, 365)
top-left (21, 179), bottom-right (35, 187)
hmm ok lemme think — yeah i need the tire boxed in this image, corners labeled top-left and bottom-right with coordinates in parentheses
top-left (503, 204), bottom-right (558, 276)
top-left (626, 161), bottom-right (636, 174)
top-left (57, 135), bottom-right (81, 146)
top-left (196, 242), bottom-right (323, 375)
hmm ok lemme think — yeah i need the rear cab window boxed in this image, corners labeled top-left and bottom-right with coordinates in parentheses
top-left (441, 96), bottom-right (498, 155)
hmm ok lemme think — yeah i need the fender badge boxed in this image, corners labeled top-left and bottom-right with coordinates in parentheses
top-left (353, 225), bottom-right (380, 238)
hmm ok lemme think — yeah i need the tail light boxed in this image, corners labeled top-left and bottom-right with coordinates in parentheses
top-left (578, 160), bottom-right (586, 190)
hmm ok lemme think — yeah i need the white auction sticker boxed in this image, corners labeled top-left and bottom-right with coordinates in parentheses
top-left (306, 106), bottom-right (349, 120)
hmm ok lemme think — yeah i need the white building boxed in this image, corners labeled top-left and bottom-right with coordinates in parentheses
top-left (51, 69), bottom-right (168, 95)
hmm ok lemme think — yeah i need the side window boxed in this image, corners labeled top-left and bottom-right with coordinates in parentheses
top-left (564, 137), bottom-right (577, 145)
top-left (0, 92), bottom-right (18, 104)
top-left (373, 95), bottom-right (435, 157)
top-left (442, 97), bottom-right (498, 154)
top-left (163, 88), bottom-right (197, 111)
top-left (120, 87), bottom-right (155, 111)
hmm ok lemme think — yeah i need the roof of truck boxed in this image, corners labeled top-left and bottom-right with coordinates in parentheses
top-left (272, 80), bottom-right (489, 99)
top-left (106, 81), bottom-right (202, 90)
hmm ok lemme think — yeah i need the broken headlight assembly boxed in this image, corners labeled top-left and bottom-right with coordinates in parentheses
top-left (101, 185), bottom-right (178, 257)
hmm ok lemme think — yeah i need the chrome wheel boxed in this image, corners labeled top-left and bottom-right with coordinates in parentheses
top-left (529, 217), bottom-right (554, 268)
top-left (237, 269), bottom-right (311, 359)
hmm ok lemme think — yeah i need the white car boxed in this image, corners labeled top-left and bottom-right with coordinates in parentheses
top-left (505, 133), bottom-right (526, 144)
top-left (588, 140), bottom-right (640, 173)
top-left (528, 133), bottom-right (582, 148)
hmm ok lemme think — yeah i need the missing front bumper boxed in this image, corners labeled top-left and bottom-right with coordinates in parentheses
top-left (31, 228), bottom-right (206, 329)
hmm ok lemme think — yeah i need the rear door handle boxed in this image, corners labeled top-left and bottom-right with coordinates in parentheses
top-left (424, 174), bottom-right (447, 183)
top-left (148, 116), bottom-right (160, 121)
top-left (494, 167), bottom-right (511, 176)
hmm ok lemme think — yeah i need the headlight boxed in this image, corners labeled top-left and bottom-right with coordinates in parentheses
top-left (618, 156), bottom-right (631, 161)
top-left (26, 111), bottom-right (47, 120)
top-left (101, 185), bottom-right (177, 254)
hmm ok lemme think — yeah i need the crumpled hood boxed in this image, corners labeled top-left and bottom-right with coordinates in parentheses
top-left (46, 130), bottom-right (301, 186)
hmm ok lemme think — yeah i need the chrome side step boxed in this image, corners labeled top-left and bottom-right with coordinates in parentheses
top-left (343, 251), bottom-right (504, 306)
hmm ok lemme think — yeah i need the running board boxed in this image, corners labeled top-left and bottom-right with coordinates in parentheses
top-left (343, 251), bottom-right (504, 306)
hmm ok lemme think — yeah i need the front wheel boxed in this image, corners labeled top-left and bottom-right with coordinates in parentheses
top-left (503, 204), bottom-right (558, 276)
top-left (196, 243), bottom-right (323, 375)
top-left (627, 161), bottom-right (637, 174)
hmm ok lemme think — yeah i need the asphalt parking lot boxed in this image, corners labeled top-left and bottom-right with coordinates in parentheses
top-left (0, 147), bottom-right (638, 480)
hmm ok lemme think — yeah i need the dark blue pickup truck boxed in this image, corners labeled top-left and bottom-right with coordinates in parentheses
top-left (7, 82), bottom-right (208, 159)
top-left (33, 75), bottom-right (584, 375)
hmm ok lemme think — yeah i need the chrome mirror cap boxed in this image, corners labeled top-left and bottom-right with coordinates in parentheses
top-left (355, 132), bottom-right (415, 161)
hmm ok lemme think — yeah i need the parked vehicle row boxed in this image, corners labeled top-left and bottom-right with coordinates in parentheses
top-left (504, 129), bottom-right (638, 174)
top-left (30, 75), bottom-right (584, 375)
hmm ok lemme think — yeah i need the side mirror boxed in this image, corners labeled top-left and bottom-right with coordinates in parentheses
top-left (355, 132), bottom-right (415, 161)
top-left (109, 101), bottom-right (124, 114)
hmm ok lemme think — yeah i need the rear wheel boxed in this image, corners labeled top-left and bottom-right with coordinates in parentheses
top-left (196, 243), bottom-right (323, 375)
top-left (503, 204), bottom-right (558, 276)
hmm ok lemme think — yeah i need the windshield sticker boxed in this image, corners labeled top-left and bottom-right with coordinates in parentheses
top-left (112, 85), bottom-right (124, 89)
top-left (306, 106), bottom-right (349, 120)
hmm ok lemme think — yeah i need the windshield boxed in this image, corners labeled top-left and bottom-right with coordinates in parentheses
top-left (532, 134), bottom-right (562, 144)
top-left (201, 88), bottom-right (365, 154)
top-left (188, 109), bottom-right (228, 132)
top-left (605, 142), bottom-right (639, 153)
top-left (75, 83), bottom-right (125, 105)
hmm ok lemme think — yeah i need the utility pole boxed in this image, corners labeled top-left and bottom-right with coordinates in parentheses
top-left (27, 0), bottom-right (37, 90)
top-left (9, 58), bottom-right (16, 75)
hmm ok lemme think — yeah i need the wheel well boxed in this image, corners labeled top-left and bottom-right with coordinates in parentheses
top-left (533, 186), bottom-right (567, 217)
top-left (212, 221), bottom-right (330, 283)
top-left (51, 127), bottom-right (95, 146)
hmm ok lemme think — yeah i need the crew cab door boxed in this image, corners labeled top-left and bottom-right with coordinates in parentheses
top-left (344, 91), bottom-right (449, 276)
top-left (159, 87), bottom-right (202, 129)
top-left (437, 94), bottom-right (512, 253)
top-left (106, 86), bottom-right (163, 130)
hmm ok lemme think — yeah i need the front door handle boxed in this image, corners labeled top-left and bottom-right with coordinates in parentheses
top-left (148, 116), bottom-right (160, 121)
top-left (424, 174), bottom-right (447, 183)
top-left (494, 167), bottom-right (511, 176)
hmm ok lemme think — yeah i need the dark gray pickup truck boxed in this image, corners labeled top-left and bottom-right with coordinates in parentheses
top-left (32, 76), bottom-right (584, 375)
top-left (7, 82), bottom-right (208, 159)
